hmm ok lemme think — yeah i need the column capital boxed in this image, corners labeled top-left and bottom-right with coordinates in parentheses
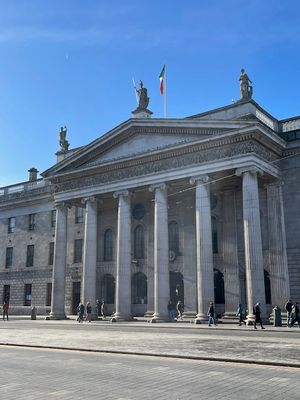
top-left (54, 201), bottom-right (72, 209)
top-left (189, 174), bottom-right (210, 185)
top-left (81, 196), bottom-right (102, 205)
top-left (235, 166), bottom-right (264, 178)
top-left (264, 179), bottom-right (283, 190)
top-left (149, 182), bottom-right (167, 192)
top-left (113, 189), bottom-right (131, 199)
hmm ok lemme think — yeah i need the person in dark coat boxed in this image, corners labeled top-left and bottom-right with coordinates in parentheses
top-left (207, 302), bottom-right (217, 326)
top-left (285, 299), bottom-right (293, 327)
top-left (290, 303), bottom-right (300, 327)
top-left (167, 300), bottom-right (176, 321)
top-left (253, 302), bottom-right (265, 329)
top-left (3, 302), bottom-right (9, 321)
top-left (236, 303), bottom-right (246, 326)
top-left (86, 302), bottom-right (92, 322)
top-left (77, 302), bottom-right (85, 323)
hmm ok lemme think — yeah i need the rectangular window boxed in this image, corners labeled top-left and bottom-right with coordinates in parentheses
top-left (51, 210), bottom-right (56, 228)
top-left (24, 284), bottom-right (32, 306)
top-left (3, 285), bottom-right (10, 303)
top-left (46, 283), bottom-right (52, 306)
top-left (26, 245), bottom-right (34, 267)
top-left (5, 247), bottom-right (13, 268)
top-left (8, 217), bottom-right (16, 234)
top-left (48, 242), bottom-right (54, 265)
top-left (74, 239), bottom-right (83, 263)
top-left (75, 207), bottom-right (84, 224)
top-left (28, 214), bottom-right (36, 231)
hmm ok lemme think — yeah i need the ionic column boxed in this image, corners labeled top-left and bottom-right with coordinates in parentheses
top-left (236, 167), bottom-right (266, 321)
top-left (82, 197), bottom-right (98, 317)
top-left (113, 190), bottom-right (132, 321)
top-left (222, 189), bottom-right (240, 318)
top-left (267, 182), bottom-right (290, 308)
top-left (190, 175), bottom-right (214, 322)
top-left (149, 183), bottom-right (169, 321)
top-left (50, 202), bottom-right (69, 319)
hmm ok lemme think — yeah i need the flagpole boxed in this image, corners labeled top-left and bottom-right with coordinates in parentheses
top-left (164, 64), bottom-right (167, 118)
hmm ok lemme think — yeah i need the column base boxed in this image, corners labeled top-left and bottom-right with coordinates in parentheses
top-left (110, 313), bottom-right (133, 322)
top-left (194, 313), bottom-right (208, 324)
top-left (182, 311), bottom-right (197, 319)
top-left (151, 313), bottom-right (170, 323)
top-left (50, 312), bottom-right (67, 320)
top-left (246, 315), bottom-right (255, 326)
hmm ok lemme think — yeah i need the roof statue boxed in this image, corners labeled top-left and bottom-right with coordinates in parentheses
top-left (239, 68), bottom-right (253, 100)
top-left (59, 126), bottom-right (69, 152)
top-left (136, 80), bottom-right (150, 110)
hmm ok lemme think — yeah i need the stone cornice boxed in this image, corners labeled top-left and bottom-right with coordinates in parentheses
top-left (0, 185), bottom-right (53, 206)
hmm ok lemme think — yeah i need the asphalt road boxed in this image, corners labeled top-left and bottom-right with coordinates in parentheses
top-left (1, 346), bottom-right (299, 400)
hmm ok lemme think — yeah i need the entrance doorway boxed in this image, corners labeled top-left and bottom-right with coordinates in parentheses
top-left (72, 281), bottom-right (81, 314)
top-left (169, 271), bottom-right (184, 306)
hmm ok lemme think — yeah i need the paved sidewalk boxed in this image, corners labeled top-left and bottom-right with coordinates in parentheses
top-left (0, 317), bottom-right (299, 367)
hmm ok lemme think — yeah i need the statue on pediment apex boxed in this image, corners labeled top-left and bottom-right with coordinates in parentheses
top-left (59, 126), bottom-right (69, 152)
top-left (136, 80), bottom-right (150, 110)
top-left (239, 68), bottom-right (253, 100)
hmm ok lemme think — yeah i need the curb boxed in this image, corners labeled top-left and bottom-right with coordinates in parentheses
top-left (0, 342), bottom-right (299, 369)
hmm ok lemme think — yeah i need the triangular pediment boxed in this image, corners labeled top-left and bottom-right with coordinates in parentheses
top-left (42, 118), bottom-right (248, 178)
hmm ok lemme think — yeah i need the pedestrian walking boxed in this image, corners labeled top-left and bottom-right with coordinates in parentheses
top-left (96, 299), bottom-right (101, 318)
top-left (100, 299), bottom-right (107, 319)
top-left (290, 303), bottom-right (300, 327)
top-left (253, 302), bottom-right (265, 329)
top-left (86, 302), bottom-right (92, 322)
top-left (285, 299), bottom-right (293, 327)
top-left (3, 301), bottom-right (9, 321)
top-left (77, 302), bottom-right (85, 323)
top-left (167, 300), bottom-right (176, 321)
top-left (176, 301), bottom-right (184, 321)
top-left (207, 302), bottom-right (217, 326)
top-left (236, 303), bottom-right (246, 326)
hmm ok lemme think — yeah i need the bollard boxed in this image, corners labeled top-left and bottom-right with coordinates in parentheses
top-left (31, 306), bottom-right (37, 320)
top-left (273, 306), bottom-right (282, 327)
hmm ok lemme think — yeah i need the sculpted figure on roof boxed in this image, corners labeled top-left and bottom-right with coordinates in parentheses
top-left (136, 80), bottom-right (150, 110)
top-left (239, 68), bottom-right (253, 100)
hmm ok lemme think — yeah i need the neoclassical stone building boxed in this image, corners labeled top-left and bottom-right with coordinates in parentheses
top-left (1, 85), bottom-right (300, 321)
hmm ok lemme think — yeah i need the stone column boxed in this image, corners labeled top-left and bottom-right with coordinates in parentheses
top-left (113, 190), bottom-right (132, 321)
top-left (149, 183), bottom-right (169, 321)
top-left (190, 175), bottom-right (214, 323)
top-left (236, 167), bottom-right (266, 322)
top-left (50, 202), bottom-right (69, 319)
top-left (267, 182), bottom-right (290, 308)
top-left (222, 189), bottom-right (240, 318)
top-left (82, 197), bottom-right (98, 317)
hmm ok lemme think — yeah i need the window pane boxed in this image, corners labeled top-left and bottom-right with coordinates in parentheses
top-left (24, 284), bottom-right (32, 306)
top-left (46, 283), bottom-right (52, 306)
top-left (28, 214), bottom-right (36, 231)
top-left (74, 239), bottom-right (83, 263)
top-left (75, 207), bottom-right (84, 224)
top-left (51, 210), bottom-right (56, 228)
top-left (48, 242), bottom-right (54, 265)
top-left (5, 247), bottom-right (13, 268)
top-left (104, 229), bottom-right (113, 261)
top-left (8, 217), bottom-right (16, 233)
top-left (3, 285), bottom-right (10, 303)
top-left (134, 225), bottom-right (144, 259)
top-left (26, 245), bottom-right (34, 267)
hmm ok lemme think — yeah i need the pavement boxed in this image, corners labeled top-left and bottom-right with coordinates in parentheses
top-left (0, 316), bottom-right (299, 368)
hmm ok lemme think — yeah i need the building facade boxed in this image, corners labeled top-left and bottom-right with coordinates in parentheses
top-left (1, 95), bottom-right (300, 321)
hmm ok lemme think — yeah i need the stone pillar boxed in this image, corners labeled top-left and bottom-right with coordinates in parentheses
top-left (50, 202), bottom-right (69, 319)
top-left (222, 189), bottom-right (240, 318)
top-left (190, 175), bottom-right (214, 323)
top-left (113, 190), bottom-right (132, 321)
top-left (82, 197), bottom-right (98, 317)
top-left (236, 167), bottom-right (266, 322)
top-left (149, 183), bottom-right (169, 321)
top-left (267, 182), bottom-right (290, 308)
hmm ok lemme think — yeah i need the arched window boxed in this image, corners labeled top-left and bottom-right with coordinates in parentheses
top-left (168, 221), bottom-right (179, 255)
top-left (264, 270), bottom-right (271, 305)
top-left (101, 274), bottom-right (115, 304)
top-left (212, 216), bottom-right (218, 254)
top-left (134, 225), bottom-right (144, 259)
top-left (103, 229), bottom-right (113, 261)
top-left (214, 269), bottom-right (225, 304)
top-left (131, 272), bottom-right (147, 304)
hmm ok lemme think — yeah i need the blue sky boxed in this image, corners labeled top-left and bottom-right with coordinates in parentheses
top-left (0, 1), bottom-right (300, 186)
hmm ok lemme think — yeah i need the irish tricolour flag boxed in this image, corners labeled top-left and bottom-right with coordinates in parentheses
top-left (159, 65), bottom-right (166, 95)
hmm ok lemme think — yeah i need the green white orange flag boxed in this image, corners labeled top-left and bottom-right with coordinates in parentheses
top-left (159, 65), bottom-right (166, 95)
